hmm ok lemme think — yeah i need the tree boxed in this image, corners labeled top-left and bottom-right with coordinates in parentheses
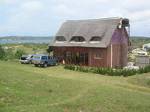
top-left (0, 45), bottom-right (6, 60)
top-left (15, 49), bottom-right (26, 59)
top-left (46, 46), bottom-right (53, 55)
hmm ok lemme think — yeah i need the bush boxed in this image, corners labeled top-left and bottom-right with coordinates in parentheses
top-left (64, 65), bottom-right (148, 77)
top-left (5, 49), bottom-right (15, 60)
top-left (15, 49), bottom-right (26, 59)
top-left (0, 46), bottom-right (25, 61)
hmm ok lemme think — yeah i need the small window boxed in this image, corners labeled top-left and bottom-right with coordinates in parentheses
top-left (66, 51), bottom-right (71, 57)
top-left (55, 36), bottom-right (66, 42)
top-left (48, 56), bottom-right (51, 59)
top-left (42, 56), bottom-right (47, 60)
top-left (90, 36), bottom-right (102, 43)
top-left (94, 53), bottom-right (102, 59)
top-left (70, 36), bottom-right (85, 42)
top-left (33, 56), bottom-right (40, 59)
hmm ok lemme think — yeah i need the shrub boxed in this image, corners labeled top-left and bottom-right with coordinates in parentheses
top-left (4, 49), bottom-right (15, 60)
top-left (64, 65), bottom-right (145, 77)
top-left (15, 49), bottom-right (26, 59)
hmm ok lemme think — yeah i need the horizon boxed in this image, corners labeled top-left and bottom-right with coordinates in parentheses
top-left (1, 35), bottom-right (150, 38)
top-left (0, 0), bottom-right (150, 37)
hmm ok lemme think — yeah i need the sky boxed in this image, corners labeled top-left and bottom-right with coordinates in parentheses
top-left (0, 0), bottom-right (150, 37)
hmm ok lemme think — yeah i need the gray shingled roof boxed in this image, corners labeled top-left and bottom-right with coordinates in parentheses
top-left (50, 17), bottom-right (123, 48)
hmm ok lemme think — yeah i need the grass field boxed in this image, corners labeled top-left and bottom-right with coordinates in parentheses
top-left (2, 43), bottom-right (48, 54)
top-left (0, 61), bottom-right (150, 112)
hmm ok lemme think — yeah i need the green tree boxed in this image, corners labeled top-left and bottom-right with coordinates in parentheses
top-left (5, 49), bottom-right (15, 60)
top-left (15, 49), bottom-right (26, 59)
top-left (0, 45), bottom-right (6, 60)
top-left (46, 46), bottom-right (53, 55)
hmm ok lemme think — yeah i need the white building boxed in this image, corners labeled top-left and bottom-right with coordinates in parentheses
top-left (135, 55), bottom-right (150, 67)
top-left (143, 43), bottom-right (150, 51)
top-left (132, 48), bottom-right (148, 56)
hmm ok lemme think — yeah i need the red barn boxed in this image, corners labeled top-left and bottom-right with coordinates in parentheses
top-left (50, 17), bottom-right (130, 68)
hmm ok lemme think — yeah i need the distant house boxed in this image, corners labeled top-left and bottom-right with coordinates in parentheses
top-left (132, 48), bottom-right (148, 56)
top-left (49, 17), bottom-right (130, 68)
top-left (135, 55), bottom-right (150, 67)
top-left (143, 43), bottom-right (150, 51)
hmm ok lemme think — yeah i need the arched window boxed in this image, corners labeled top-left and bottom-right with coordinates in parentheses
top-left (55, 36), bottom-right (66, 42)
top-left (70, 36), bottom-right (85, 42)
top-left (90, 36), bottom-right (102, 43)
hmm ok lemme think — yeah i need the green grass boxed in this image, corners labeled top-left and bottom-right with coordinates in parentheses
top-left (127, 74), bottom-right (150, 88)
top-left (0, 61), bottom-right (150, 112)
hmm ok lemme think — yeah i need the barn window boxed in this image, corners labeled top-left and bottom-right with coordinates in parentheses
top-left (55, 36), bottom-right (66, 43)
top-left (94, 53), bottom-right (102, 59)
top-left (90, 36), bottom-right (102, 43)
top-left (70, 36), bottom-right (85, 43)
top-left (66, 51), bottom-right (72, 64)
top-left (66, 51), bottom-right (71, 57)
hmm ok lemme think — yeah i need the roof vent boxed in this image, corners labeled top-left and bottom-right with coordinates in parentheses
top-left (118, 18), bottom-right (130, 29)
top-left (122, 19), bottom-right (130, 27)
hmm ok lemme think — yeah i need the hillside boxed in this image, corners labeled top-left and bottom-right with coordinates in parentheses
top-left (0, 36), bottom-right (53, 40)
top-left (0, 61), bottom-right (150, 112)
top-left (130, 36), bottom-right (150, 48)
top-left (0, 36), bottom-right (53, 44)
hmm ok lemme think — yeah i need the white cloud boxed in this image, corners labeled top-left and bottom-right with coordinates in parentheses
top-left (8, 1), bottom-right (44, 26)
top-left (128, 10), bottom-right (150, 22)
top-left (21, 1), bottom-right (44, 13)
top-left (0, 0), bottom-right (150, 36)
top-left (0, 0), bottom-right (19, 4)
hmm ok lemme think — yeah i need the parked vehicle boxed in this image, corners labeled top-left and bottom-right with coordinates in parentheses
top-left (20, 54), bottom-right (34, 64)
top-left (32, 54), bottom-right (57, 67)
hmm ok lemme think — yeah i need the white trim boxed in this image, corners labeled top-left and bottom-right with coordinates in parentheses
top-left (111, 44), bottom-right (113, 68)
top-left (70, 41), bottom-right (86, 44)
top-left (55, 41), bottom-right (65, 43)
top-left (89, 41), bottom-right (100, 43)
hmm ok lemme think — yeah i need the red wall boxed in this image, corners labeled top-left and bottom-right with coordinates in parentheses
top-left (53, 28), bottom-right (129, 68)
top-left (110, 28), bottom-right (129, 68)
top-left (88, 48), bottom-right (107, 67)
top-left (53, 47), bottom-right (108, 67)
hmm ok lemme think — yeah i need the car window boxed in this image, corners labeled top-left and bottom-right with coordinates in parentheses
top-left (33, 56), bottom-right (41, 59)
top-left (48, 56), bottom-right (51, 59)
top-left (42, 56), bottom-right (47, 60)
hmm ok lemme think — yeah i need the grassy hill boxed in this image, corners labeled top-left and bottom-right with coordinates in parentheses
top-left (0, 36), bottom-right (52, 40)
top-left (1, 43), bottom-right (49, 55)
top-left (0, 61), bottom-right (150, 112)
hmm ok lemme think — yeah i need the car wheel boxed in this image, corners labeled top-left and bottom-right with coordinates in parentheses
top-left (44, 63), bottom-right (48, 68)
top-left (34, 64), bottom-right (38, 67)
top-left (29, 61), bottom-right (32, 64)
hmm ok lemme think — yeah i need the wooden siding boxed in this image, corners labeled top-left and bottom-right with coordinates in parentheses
top-left (52, 28), bottom-right (129, 68)
top-left (53, 44), bottom-right (128, 68)
top-left (88, 48), bottom-right (107, 67)
top-left (53, 47), bottom-right (108, 67)
top-left (110, 28), bottom-right (128, 68)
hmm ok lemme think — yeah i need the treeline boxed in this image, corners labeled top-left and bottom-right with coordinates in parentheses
top-left (0, 45), bottom-right (25, 60)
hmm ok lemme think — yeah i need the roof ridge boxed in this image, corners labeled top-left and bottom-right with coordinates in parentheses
top-left (66, 17), bottom-right (122, 22)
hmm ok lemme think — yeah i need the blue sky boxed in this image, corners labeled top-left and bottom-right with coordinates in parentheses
top-left (0, 0), bottom-right (150, 37)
